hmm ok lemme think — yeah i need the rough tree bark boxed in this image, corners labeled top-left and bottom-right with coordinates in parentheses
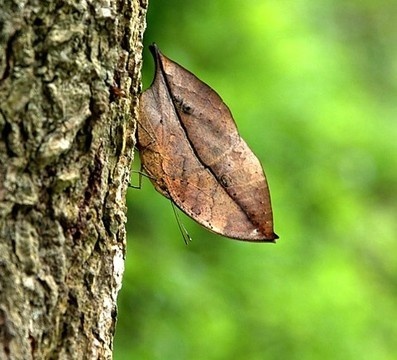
top-left (0, 0), bottom-right (147, 358)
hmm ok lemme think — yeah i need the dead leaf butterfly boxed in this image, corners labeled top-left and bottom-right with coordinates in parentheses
top-left (137, 44), bottom-right (278, 242)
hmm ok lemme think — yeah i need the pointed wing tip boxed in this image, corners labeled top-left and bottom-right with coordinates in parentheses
top-left (271, 232), bottom-right (279, 243)
top-left (262, 232), bottom-right (279, 243)
top-left (149, 43), bottom-right (160, 56)
top-left (233, 232), bottom-right (279, 243)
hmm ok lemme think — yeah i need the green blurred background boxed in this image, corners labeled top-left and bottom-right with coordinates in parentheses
top-left (115, 1), bottom-right (397, 359)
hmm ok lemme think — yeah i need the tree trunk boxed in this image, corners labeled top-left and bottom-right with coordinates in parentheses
top-left (0, 0), bottom-right (147, 358)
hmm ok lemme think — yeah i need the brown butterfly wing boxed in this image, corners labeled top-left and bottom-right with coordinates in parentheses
top-left (137, 44), bottom-right (278, 241)
top-left (156, 47), bottom-right (277, 241)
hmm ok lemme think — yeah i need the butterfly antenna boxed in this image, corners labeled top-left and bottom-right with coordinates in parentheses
top-left (171, 202), bottom-right (192, 245)
top-left (129, 165), bottom-right (156, 189)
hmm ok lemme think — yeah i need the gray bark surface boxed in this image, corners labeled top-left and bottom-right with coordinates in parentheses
top-left (0, 0), bottom-right (147, 358)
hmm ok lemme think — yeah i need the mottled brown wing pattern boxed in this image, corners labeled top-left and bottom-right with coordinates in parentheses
top-left (137, 44), bottom-right (278, 242)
